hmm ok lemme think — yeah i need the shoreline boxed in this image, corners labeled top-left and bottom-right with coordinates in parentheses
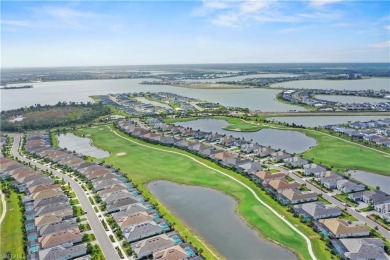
top-left (146, 179), bottom-right (299, 260)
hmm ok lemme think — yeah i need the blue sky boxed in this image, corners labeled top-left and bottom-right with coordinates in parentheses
top-left (1, 0), bottom-right (389, 67)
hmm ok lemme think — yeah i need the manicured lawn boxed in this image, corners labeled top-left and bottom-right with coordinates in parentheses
top-left (334, 194), bottom-right (358, 207)
top-left (169, 116), bottom-right (390, 176)
top-left (0, 190), bottom-right (24, 258)
top-left (76, 126), bottom-right (331, 260)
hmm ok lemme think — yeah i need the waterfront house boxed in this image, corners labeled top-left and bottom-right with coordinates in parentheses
top-left (320, 218), bottom-right (370, 238)
top-left (38, 244), bottom-right (87, 260)
top-left (268, 179), bottom-right (300, 192)
top-left (254, 146), bottom-right (276, 157)
top-left (131, 232), bottom-right (181, 259)
top-left (295, 202), bottom-right (341, 220)
top-left (123, 220), bottom-right (168, 243)
top-left (335, 238), bottom-right (387, 260)
top-left (240, 143), bottom-right (262, 154)
top-left (107, 197), bottom-right (139, 213)
top-left (117, 211), bottom-right (153, 229)
top-left (220, 136), bottom-right (237, 147)
top-left (153, 244), bottom-right (199, 260)
top-left (281, 189), bottom-right (317, 204)
top-left (318, 173), bottom-right (344, 189)
top-left (374, 202), bottom-right (390, 214)
top-left (336, 180), bottom-right (365, 193)
top-left (351, 190), bottom-right (390, 205)
top-left (270, 151), bottom-right (292, 162)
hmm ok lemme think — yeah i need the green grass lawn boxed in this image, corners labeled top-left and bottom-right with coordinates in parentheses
top-left (169, 116), bottom-right (390, 176)
top-left (76, 126), bottom-right (331, 260)
top-left (334, 194), bottom-right (358, 207)
top-left (0, 190), bottom-right (24, 258)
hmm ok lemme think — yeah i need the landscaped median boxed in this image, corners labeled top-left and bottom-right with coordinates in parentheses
top-left (75, 125), bottom-right (333, 260)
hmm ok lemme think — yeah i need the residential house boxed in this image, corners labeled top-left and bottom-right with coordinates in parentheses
top-left (39, 228), bottom-right (82, 249)
top-left (303, 164), bottom-right (327, 176)
top-left (348, 190), bottom-right (390, 205)
top-left (374, 203), bottom-right (390, 214)
top-left (236, 161), bottom-right (262, 175)
top-left (336, 180), bottom-right (365, 194)
top-left (38, 244), bottom-right (87, 260)
top-left (153, 244), bottom-right (199, 260)
top-left (281, 189), bottom-right (317, 204)
top-left (295, 202), bottom-right (341, 220)
top-left (254, 171), bottom-right (285, 183)
top-left (131, 232), bottom-right (180, 259)
top-left (318, 173), bottom-right (344, 189)
top-left (254, 146), bottom-right (275, 157)
top-left (123, 221), bottom-right (168, 243)
top-left (283, 157), bottom-right (309, 168)
top-left (268, 179), bottom-right (300, 192)
top-left (270, 151), bottom-right (292, 162)
top-left (320, 218), bottom-right (370, 238)
top-left (336, 238), bottom-right (388, 260)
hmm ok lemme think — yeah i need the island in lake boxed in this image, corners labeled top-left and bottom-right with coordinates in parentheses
top-left (0, 84), bottom-right (33, 90)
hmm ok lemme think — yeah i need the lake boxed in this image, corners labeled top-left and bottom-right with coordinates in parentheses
top-left (315, 95), bottom-right (389, 104)
top-left (57, 133), bottom-right (109, 158)
top-left (147, 180), bottom-right (296, 260)
top-left (174, 119), bottom-right (316, 153)
top-left (183, 73), bottom-right (300, 83)
top-left (269, 116), bottom-right (390, 127)
top-left (272, 78), bottom-right (390, 91)
top-left (0, 78), bottom-right (305, 112)
top-left (347, 170), bottom-right (390, 194)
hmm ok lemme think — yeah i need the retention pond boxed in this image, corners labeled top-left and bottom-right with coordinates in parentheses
top-left (57, 133), bottom-right (109, 158)
top-left (147, 180), bottom-right (296, 260)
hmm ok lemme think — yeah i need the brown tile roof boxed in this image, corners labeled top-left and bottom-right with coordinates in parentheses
top-left (32, 189), bottom-right (64, 200)
top-left (29, 184), bottom-right (62, 194)
top-left (118, 211), bottom-right (153, 229)
top-left (269, 179), bottom-right (300, 190)
top-left (319, 218), bottom-right (370, 236)
top-left (255, 171), bottom-right (285, 181)
top-left (281, 189), bottom-right (317, 201)
top-left (39, 228), bottom-right (82, 249)
top-left (153, 245), bottom-right (188, 260)
top-left (35, 215), bottom-right (62, 227)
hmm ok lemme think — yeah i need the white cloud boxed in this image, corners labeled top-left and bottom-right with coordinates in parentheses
top-left (0, 20), bottom-right (32, 27)
top-left (309, 0), bottom-right (343, 8)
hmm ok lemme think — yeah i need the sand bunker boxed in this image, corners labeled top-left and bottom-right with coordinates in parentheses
top-left (116, 152), bottom-right (127, 156)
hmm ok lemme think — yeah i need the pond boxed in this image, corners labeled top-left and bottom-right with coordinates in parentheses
top-left (347, 170), bottom-right (390, 194)
top-left (272, 78), bottom-right (390, 91)
top-left (269, 116), bottom-right (390, 127)
top-left (57, 133), bottom-right (109, 158)
top-left (147, 180), bottom-right (296, 260)
top-left (315, 95), bottom-right (389, 104)
top-left (174, 119), bottom-right (316, 153)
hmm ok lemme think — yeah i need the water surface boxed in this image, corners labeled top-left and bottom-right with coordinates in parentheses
top-left (270, 116), bottom-right (390, 127)
top-left (175, 119), bottom-right (316, 153)
top-left (148, 180), bottom-right (296, 260)
top-left (57, 133), bottom-right (109, 158)
top-left (347, 170), bottom-right (390, 194)
top-left (0, 79), bottom-right (304, 112)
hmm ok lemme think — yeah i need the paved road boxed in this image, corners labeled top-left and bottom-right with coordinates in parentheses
top-left (272, 165), bottom-right (390, 240)
top-left (10, 134), bottom-right (120, 260)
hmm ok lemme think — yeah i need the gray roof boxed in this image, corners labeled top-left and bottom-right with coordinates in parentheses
top-left (123, 221), bottom-right (164, 242)
top-left (340, 238), bottom-right (387, 260)
top-left (38, 244), bottom-right (87, 260)
top-left (34, 195), bottom-right (68, 208)
top-left (38, 218), bottom-right (78, 236)
top-left (131, 233), bottom-right (176, 257)
top-left (35, 202), bottom-right (71, 217)
top-left (300, 202), bottom-right (340, 218)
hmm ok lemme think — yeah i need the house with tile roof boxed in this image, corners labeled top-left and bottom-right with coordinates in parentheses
top-left (39, 228), bottom-right (82, 249)
top-left (320, 218), bottom-right (370, 238)
top-left (38, 244), bottom-right (87, 260)
top-left (281, 189), bottom-right (317, 204)
top-left (295, 201), bottom-right (341, 220)
top-left (268, 179), bottom-right (300, 192)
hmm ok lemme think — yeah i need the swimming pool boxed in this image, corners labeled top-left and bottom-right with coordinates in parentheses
top-left (172, 235), bottom-right (182, 245)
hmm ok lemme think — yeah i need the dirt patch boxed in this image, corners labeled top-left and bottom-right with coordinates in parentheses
top-left (116, 152), bottom-right (127, 156)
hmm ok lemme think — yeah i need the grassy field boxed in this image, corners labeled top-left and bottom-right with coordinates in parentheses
top-left (0, 190), bottom-right (24, 258)
top-left (168, 116), bottom-right (390, 176)
top-left (76, 126), bottom-right (331, 260)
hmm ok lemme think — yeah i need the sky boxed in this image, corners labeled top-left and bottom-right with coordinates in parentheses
top-left (1, 0), bottom-right (389, 67)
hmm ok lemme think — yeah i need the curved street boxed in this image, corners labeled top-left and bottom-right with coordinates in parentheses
top-left (9, 134), bottom-right (121, 260)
